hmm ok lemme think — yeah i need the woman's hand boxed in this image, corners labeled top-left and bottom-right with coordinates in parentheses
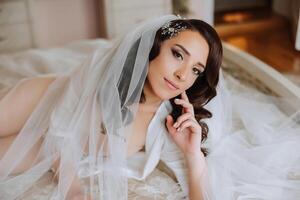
top-left (165, 91), bottom-right (204, 160)
top-left (166, 91), bottom-right (207, 200)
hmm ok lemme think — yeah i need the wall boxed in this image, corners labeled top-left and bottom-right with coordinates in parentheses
top-left (215, 0), bottom-right (269, 12)
top-left (273, 0), bottom-right (300, 50)
top-left (187, 0), bottom-right (214, 25)
top-left (29, 0), bottom-right (100, 48)
top-left (272, 0), bottom-right (291, 19)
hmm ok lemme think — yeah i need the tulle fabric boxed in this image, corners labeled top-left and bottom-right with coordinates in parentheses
top-left (205, 74), bottom-right (300, 199)
top-left (0, 15), bottom-right (182, 200)
top-left (0, 15), bottom-right (300, 200)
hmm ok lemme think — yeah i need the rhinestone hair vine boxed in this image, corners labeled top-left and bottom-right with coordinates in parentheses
top-left (161, 20), bottom-right (188, 39)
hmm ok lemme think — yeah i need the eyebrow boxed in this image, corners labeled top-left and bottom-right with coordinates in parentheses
top-left (175, 44), bottom-right (206, 69)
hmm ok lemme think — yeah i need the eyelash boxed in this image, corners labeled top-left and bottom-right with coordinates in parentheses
top-left (192, 68), bottom-right (202, 76)
top-left (171, 49), bottom-right (183, 60)
top-left (171, 48), bottom-right (202, 76)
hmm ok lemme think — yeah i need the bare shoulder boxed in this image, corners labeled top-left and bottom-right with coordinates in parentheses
top-left (11, 75), bottom-right (57, 103)
top-left (2, 74), bottom-right (58, 107)
top-left (0, 75), bottom-right (57, 137)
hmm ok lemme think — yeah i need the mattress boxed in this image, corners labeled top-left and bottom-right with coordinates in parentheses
top-left (1, 39), bottom-right (300, 199)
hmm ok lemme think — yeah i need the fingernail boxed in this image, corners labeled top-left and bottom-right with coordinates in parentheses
top-left (174, 98), bottom-right (179, 102)
top-left (173, 122), bottom-right (178, 128)
top-left (177, 127), bottom-right (180, 132)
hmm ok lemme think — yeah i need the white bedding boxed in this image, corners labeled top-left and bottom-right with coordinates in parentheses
top-left (0, 39), bottom-right (185, 200)
top-left (0, 39), bottom-right (111, 98)
top-left (1, 39), bottom-right (300, 200)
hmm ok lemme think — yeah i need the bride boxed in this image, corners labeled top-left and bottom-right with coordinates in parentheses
top-left (0, 15), bottom-right (300, 200)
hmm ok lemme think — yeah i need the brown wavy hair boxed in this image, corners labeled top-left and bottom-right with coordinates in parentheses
top-left (148, 19), bottom-right (223, 157)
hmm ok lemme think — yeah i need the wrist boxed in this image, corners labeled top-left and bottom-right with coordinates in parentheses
top-left (185, 152), bottom-right (206, 175)
top-left (185, 151), bottom-right (205, 165)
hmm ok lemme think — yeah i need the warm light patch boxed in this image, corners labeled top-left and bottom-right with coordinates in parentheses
top-left (223, 12), bottom-right (252, 23)
top-left (227, 37), bottom-right (248, 50)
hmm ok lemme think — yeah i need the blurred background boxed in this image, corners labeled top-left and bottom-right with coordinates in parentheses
top-left (0, 0), bottom-right (299, 85)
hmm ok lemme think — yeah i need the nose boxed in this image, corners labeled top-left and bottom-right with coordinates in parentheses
top-left (174, 65), bottom-right (189, 81)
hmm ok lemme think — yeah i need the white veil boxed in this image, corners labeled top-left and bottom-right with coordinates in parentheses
top-left (0, 15), bottom-right (193, 199)
top-left (2, 14), bottom-right (297, 200)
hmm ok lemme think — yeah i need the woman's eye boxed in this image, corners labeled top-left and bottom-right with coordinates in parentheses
top-left (171, 49), bottom-right (183, 60)
top-left (192, 68), bottom-right (202, 76)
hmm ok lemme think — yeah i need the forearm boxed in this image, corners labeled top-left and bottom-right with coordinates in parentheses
top-left (51, 158), bottom-right (87, 200)
top-left (185, 153), bottom-right (206, 200)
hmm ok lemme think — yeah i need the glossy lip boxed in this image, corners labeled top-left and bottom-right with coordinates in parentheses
top-left (164, 78), bottom-right (179, 90)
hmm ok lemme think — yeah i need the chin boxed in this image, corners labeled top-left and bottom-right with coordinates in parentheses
top-left (154, 86), bottom-right (180, 100)
top-left (168, 93), bottom-right (181, 100)
top-left (148, 77), bottom-right (181, 100)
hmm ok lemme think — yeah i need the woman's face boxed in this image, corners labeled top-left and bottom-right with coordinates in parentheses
top-left (147, 30), bottom-right (209, 100)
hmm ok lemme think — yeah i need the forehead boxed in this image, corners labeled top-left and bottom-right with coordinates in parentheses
top-left (163, 30), bottom-right (209, 65)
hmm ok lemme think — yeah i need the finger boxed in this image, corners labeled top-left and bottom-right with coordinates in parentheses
top-left (181, 91), bottom-right (189, 102)
top-left (177, 119), bottom-right (201, 134)
top-left (173, 112), bottom-right (194, 128)
top-left (174, 98), bottom-right (194, 114)
top-left (166, 115), bottom-right (177, 135)
top-left (181, 91), bottom-right (194, 114)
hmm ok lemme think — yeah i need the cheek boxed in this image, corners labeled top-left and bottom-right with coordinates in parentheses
top-left (147, 61), bottom-right (161, 94)
top-left (182, 78), bottom-right (197, 91)
top-left (148, 54), bottom-right (174, 80)
top-left (153, 49), bottom-right (178, 72)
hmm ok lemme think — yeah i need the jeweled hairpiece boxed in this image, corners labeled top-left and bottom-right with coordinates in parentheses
top-left (161, 21), bottom-right (188, 39)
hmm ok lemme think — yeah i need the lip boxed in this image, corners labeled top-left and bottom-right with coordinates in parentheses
top-left (164, 78), bottom-right (179, 90)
